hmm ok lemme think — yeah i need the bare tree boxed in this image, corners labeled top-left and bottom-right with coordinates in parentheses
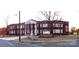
top-left (4, 15), bottom-right (9, 35)
top-left (4, 15), bottom-right (9, 27)
top-left (71, 27), bottom-right (76, 34)
top-left (41, 11), bottom-right (62, 36)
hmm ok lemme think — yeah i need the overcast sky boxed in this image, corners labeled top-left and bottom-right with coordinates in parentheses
top-left (0, 0), bottom-right (79, 29)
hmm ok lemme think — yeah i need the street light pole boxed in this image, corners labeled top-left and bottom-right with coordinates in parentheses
top-left (19, 11), bottom-right (21, 42)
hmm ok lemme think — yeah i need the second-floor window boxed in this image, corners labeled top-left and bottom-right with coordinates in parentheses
top-left (43, 24), bottom-right (48, 27)
top-left (10, 26), bottom-right (15, 29)
top-left (53, 23), bottom-right (63, 27)
top-left (40, 24), bottom-right (42, 27)
top-left (65, 25), bottom-right (68, 32)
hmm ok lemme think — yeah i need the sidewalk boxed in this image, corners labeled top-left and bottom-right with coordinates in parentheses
top-left (17, 35), bottom-right (79, 43)
top-left (0, 35), bottom-right (27, 40)
top-left (0, 35), bottom-right (78, 43)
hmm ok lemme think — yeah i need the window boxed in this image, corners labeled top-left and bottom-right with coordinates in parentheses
top-left (43, 30), bottom-right (50, 34)
top-left (53, 29), bottom-right (56, 33)
top-left (61, 29), bottom-right (63, 33)
top-left (17, 25), bottom-right (23, 29)
top-left (53, 29), bottom-right (63, 33)
top-left (23, 30), bottom-right (25, 34)
top-left (40, 24), bottom-right (42, 27)
top-left (10, 30), bottom-right (15, 34)
top-left (53, 23), bottom-right (63, 27)
top-left (10, 31), bottom-right (13, 34)
top-left (17, 25), bottom-right (19, 28)
top-left (40, 30), bottom-right (42, 34)
top-left (61, 24), bottom-right (63, 27)
top-left (53, 29), bottom-right (61, 33)
top-left (56, 24), bottom-right (60, 27)
top-left (20, 30), bottom-right (22, 34)
top-left (53, 23), bottom-right (60, 27)
top-left (20, 25), bottom-right (22, 28)
top-left (43, 24), bottom-right (48, 27)
top-left (22, 25), bottom-right (24, 28)
top-left (10, 26), bottom-right (14, 29)
top-left (53, 23), bottom-right (55, 27)
top-left (65, 25), bottom-right (68, 32)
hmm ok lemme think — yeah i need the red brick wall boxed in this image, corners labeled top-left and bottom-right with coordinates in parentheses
top-left (0, 28), bottom-right (7, 35)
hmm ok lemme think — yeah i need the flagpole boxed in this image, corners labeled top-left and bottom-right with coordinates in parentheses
top-left (19, 11), bottom-right (21, 42)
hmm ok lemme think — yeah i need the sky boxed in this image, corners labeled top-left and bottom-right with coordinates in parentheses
top-left (0, 0), bottom-right (79, 30)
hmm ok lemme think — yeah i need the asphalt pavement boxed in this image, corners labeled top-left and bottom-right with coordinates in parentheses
top-left (0, 39), bottom-right (13, 47)
top-left (0, 35), bottom-right (79, 47)
top-left (0, 39), bottom-right (79, 47)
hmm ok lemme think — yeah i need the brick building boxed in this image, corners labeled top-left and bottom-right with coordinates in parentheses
top-left (0, 28), bottom-right (7, 35)
top-left (7, 23), bottom-right (25, 35)
top-left (24, 19), bottom-right (69, 36)
top-left (7, 19), bottom-right (69, 36)
top-left (36, 20), bottom-right (69, 35)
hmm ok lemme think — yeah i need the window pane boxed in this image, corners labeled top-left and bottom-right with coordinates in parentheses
top-left (53, 29), bottom-right (61, 33)
top-left (43, 24), bottom-right (48, 27)
top-left (43, 30), bottom-right (50, 34)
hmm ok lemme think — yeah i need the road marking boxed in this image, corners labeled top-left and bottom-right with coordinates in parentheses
top-left (6, 40), bottom-right (13, 46)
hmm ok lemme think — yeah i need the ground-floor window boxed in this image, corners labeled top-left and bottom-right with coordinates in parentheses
top-left (9, 30), bottom-right (16, 34)
top-left (61, 29), bottom-right (63, 33)
top-left (43, 29), bottom-right (50, 34)
top-left (53, 29), bottom-right (63, 33)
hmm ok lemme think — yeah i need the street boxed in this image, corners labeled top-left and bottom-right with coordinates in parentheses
top-left (0, 39), bottom-right (13, 47)
top-left (0, 38), bottom-right (79, 47)
top-left (0, 35), bottom-right (79, 47)
top-left (0, 39), bottom-right (40, 47)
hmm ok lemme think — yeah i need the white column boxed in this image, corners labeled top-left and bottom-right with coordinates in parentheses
top-left (35, 24), bottom-right (37, 35)
top-left (31, 24), bottom-right (33, 36)
top-left (24, 23), bottom-right (26, 35)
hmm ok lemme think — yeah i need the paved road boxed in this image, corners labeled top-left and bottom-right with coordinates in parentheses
top-left (0, 39), bottom-right (13, 47)
top-left (0, 38), bottom-right (79, 47)
top-left (0, 39), bottom-right (40, 47)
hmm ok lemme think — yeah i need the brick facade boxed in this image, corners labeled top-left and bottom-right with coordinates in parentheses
top-left (7, 23), bottom-right (25, 35)
top-left (7, 19), bottom-right (69, 36)
top-left (37, 20), bottom-right (69, 35)
top-left (0, 28), bottom-right (7, 35)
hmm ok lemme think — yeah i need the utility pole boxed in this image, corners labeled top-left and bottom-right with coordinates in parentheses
top-left (19, 11), bottom-right (21, 42)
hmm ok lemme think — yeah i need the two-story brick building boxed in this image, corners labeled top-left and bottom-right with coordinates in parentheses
top-left (7, 19), bottom-right (69, 36)
top-left (36, 20), bottom-right (69, 35)
top-left (0, 28), bottom-right (7, 35)
top-left (7, 23), bottom-right (25, 35)
top-left (24, 19), bottom-right (69, 36)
